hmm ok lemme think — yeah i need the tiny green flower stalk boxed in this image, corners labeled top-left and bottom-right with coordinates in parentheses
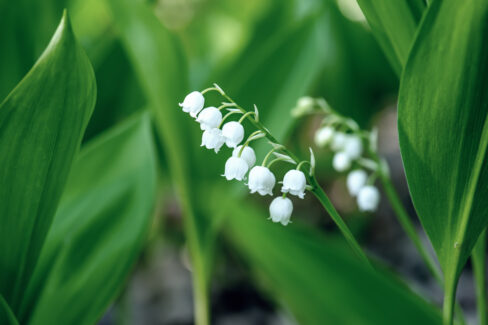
top-left (179, 84), bottom-right (371, 268)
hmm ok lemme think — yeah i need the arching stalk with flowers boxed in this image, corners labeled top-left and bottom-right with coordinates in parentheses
top-left (179, 84), bottom-right (371, 267)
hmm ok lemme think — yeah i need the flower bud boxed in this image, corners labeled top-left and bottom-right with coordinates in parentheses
top-left (197, 107), bottom-right (222, 130)
top-left (332, 152), bottom-right (351, 172)
top-left (347, 169), bottom-right (368, 196)
top-left (343, 135), bottom-right (363, 159)
top-left (248, 166), bottom-right (275, 196)
top-left (357, 185), bottom-right (380, 212)
top-left (281, 169), bottom-right (306, 199)
top-left (201, 128), bottom-right (225, 153)
top-left (222, 121), bottom-right (244, 148)
top-left (314, 126), bottom-right (335, 147)
top-left (223, 156), bottom-right (249, 181)
top-left (269, 197), bottom-right (293, 226)
top-left (179, 91), bottom-right (204, 118)
top-left (331, 132), bottom-right (348, 151)
top-left (291, 96), bottom-right (314, 117)
top-left (232, 145), bottom-right (256, 168)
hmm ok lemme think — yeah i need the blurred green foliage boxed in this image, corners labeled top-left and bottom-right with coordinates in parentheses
top-left (0, 0), bottom-right (455, 324)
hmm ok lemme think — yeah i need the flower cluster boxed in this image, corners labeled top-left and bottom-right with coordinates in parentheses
top-left (292, 96), bottom-right (381, 212)
top-left (179, 86), bottom-right (314, 225)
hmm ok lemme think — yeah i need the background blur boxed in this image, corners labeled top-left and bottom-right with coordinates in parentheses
top-left (0, 0), bottom-right (479, 324)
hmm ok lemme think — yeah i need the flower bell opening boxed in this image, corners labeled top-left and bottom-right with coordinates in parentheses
top-left (179, 91), bottom-right (205, 118)
top-left (269, 196), bottom-right (293, 226)
top-left (197, 107), bottom-right (222, 130)
top-left (222, 121), bottom-right (244, 148)
top-left (223, 156), bottom-right (249, 181)
top-left (201, 128), bottom-right (225, 153)
top-left (281, 169), bottom-right (306, 199)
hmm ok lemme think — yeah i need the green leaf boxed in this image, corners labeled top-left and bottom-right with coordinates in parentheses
top-left (356, 0), bottom-right (425, 75)
top-left (217, 190), bottom-right (442, 325)
top-left (19, 113), bottom-right (157, 325)
top-left (0, 10), bottom-right (96, 309)
top-left (0, 295), bottom-right (18, 325)
top-left (398, 0), bottom-right (488, 320)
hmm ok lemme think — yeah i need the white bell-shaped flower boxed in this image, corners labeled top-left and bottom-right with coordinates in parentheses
top-left (343, 135), bottom-right (363, 159)
top-left (232, 145), bottom-right (256, 168)
top-left (357, 185), bottom-right (380, 212)
top-left (281, 169), bottom-right (307, 199)
top-left (201, 128), bottom-right (225, 153)
top-left (196, 107), bottom-right (222, 130)
top-left (291, 96), bottom-right (314, 117)
top-left (269, 196), bottom-right (293, 226)
top-left (331, 132), bottom-right (348, 151)
top-left (314, 126), bottom-right (335, 147)
top-left (248, 166), bottom-right (275, 196)
top-left (179, 91), bottom-right (204, 118)
top-left (223, 156), bottom-right (249, 181)
top-left (332, 152), bottom-right (352, 172)
top-left (347, 169), bottom-right (368, 196)
top-left (222, 121), bottom-right (244, 148)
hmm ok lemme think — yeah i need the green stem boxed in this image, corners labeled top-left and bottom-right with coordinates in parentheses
top-left (378, 171), bottom-right (443, 282)
top-left (444, 272), bottom-right (457, 325)
top-left (373, 154), bottom-right (466, 325)
top-left (194, 268), bottom-right (209, 325)
top-left (309, 176), bottom-right (373, 269)
top-left (473, 230), bottom-right (487, 325)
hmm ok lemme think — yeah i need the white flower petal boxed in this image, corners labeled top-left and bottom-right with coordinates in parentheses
top-left (248, 166), bottom-right (275, 196)
top-left (357, 185), bottom-right (380, 212)
top-left (314, 126), bottom-right (335, 147)
top-left (232, 145), bottom-right (256, 168)
top-left (224, 156), bottom-right (249, 181)
top-left (331, 132), bottom-right (348, 151)
top-left (201, 128), bottom-right (225, 153)
top-left (343, 135), bottom-right (363, 159)
top-left (347, 169), bottom-right (368, 196)
top-left (222, 121), bottom-right (244, 148)
top-left (179, 91), bottom-right (204, 117)
top-left (269, 197), bottom-right (293, 225)
top-left (197, 107), bottom-right (222, 130)
top-left (281, 169), bottom-right (306, 199)
top-left (332, 152), bottom-right (351, 172)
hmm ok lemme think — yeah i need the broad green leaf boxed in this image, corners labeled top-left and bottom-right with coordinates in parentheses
top-left (216, 190), bottom-right (442, 325)
top-left (19, 113), bottom-right (157, 325)
top-left (0, 11), bottom-right (96, 309)
top-left (0, 0), bottom-right (67, 99)
top-left (472, 230), bottom-right (487, 325)
top-left (106, 0), bottom-right (213, 323)
top-left (398, 0), bottom-right (488, 319)
top-left (356, 0), bottom-right (425, 75)
top-left (0, 296), bottom-right (18, 325)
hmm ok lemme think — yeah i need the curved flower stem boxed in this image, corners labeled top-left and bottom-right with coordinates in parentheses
top-left (308, 176), bottom-right (373, 269)
top-left (217, 91), bottom-right (372, 269)
top-left (473, 230), bottom-right (487, 325)
top-left (370, 154), bottom-right (466, 325)
top-left (378, 170), bottom-right (443, 282)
